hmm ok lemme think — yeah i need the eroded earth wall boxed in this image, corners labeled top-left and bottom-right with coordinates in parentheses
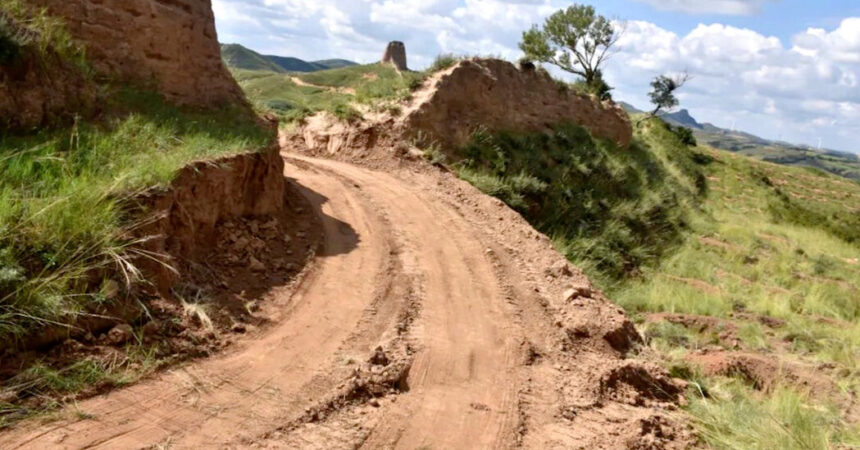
top-left (135, 144), bottom-right (286, 293)
top-left (406, 58), bottom-right (633, 149)
top-left (31, 0), bottom-right (244, 107)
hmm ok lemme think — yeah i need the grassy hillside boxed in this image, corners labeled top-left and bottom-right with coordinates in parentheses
top-left (699, 131), bottom-right (860, 181)
top-left (445, 115), bottom-right (860, 448)
top-left (220, 43), bottom-right (358, 73)
top-left (220, 43), bottom-right (285, 73)
top-left (620, 104), bottom-right (860, 181)
top-left (232, 63), bottom-right (426, 123)
top-left (455, 120), bottom-right (702, 281)
top-left (313, 59), bottom-right (359, 70)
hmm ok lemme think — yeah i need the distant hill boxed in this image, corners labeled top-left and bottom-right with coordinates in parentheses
top-left (619, 102), bottom-right (860, 181)
top-left (220, 43), bottom-right (286, 73)
top-left (312, 59), bottom-right (359, 70)
top-left (220, 43), bottom-right (358, 73)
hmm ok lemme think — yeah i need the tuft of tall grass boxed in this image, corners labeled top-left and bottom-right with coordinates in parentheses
top-left (687, 379), bottom-right (859, 449)
top-left (0, 0), bottom-right (87, 70)
top-left (426, 54), bottom-right (460, 73)
top-left (0, 88), bottom-right (270, 344)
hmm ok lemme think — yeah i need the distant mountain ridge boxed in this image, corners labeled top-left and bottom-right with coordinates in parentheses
top-left (220, 43), bottom-right (358, 73)
top-left (618, 102), bottom-right (860, 181)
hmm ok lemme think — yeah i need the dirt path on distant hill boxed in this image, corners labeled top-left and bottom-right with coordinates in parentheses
top-left (290, 76), bottom-right (356, 95)
top-left (1, 151), bottom-right (688, 449)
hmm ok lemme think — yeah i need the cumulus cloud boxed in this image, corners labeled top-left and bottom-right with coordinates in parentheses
top-left (609, 19), bottom-right (860, 151)
top-left (211, 0), bottom-right (859, 152)
top-left (633, 0), bottom-right (776, 15)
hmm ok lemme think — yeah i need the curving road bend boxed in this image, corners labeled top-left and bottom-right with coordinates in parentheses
top-left (1, 152), bottom-right (680, 449)
top-left (0, 154), bottom-right (529, 449)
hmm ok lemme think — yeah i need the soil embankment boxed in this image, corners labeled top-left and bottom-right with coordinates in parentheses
top-left (404, 59), bottom-right (632, 149)
top-left (291, 58), bottom-right (633, 165)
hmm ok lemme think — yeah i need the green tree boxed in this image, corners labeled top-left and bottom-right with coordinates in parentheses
top-left (519, 5), bottom-right (618, 90)
top-left (648, 73), bottom-right (689, 117)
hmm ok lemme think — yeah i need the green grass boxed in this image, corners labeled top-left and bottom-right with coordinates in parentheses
top-left (0, 88), bottom-right (271, 343)
top-left (454, 119), bottom-right (704, 282)
top-left (448, 110), bottom-right (859, 448)
top-left (426, 54), bottom-right (461, 73)
top-left (687, 379), bottom-right (859, 449)
top-left (0, 342), bottom-right (161, 428)
top-left (232, 69), bottom-right (355, 122)
top-left (296, 63), bottom-right (425, 103)
top-left (696, 131), bottom-right (860, 182)
top-left (0, 0), bottom-right (87, 69)
top-left (612, 136), bottom-right (860, 447)
top-left (233, 63), bottom-right (430, 124)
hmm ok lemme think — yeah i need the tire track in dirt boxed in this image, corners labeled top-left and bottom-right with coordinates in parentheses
top-left (0, 159), bottom-right (406, 449)
top-left (1, 151), bottom-right (688, 449)
top-left (291, 156), bottom-right (524, 449)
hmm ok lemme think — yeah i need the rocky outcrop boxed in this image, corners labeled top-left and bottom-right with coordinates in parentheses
top-left (30, 0), bottom-right (244, 107)
top-left (381, 41), bottom-right (408, 71)
top-left (405, 58), bottom-right (632, 149)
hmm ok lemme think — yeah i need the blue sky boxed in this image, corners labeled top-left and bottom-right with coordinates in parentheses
top-left (213, 0), bottom-right (860, 153)
top-left (597, 0), bottom-right (860, 41)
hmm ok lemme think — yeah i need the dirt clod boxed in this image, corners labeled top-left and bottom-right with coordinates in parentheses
top-left (106, 324), bottom-right (134, 345)
top-left (598, 362), bottom-right (686, 407)
top-left (369, 346), bottom-right (389, 366)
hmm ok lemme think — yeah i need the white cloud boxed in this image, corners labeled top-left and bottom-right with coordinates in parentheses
top-left (211, 0), bottom-right (860, 153)
top-left (793, 18), bottom-right (860, 63)
top-left (607, 18), bottom-right (860, 151)
top-left (634, 0), bottom-right (776, 15)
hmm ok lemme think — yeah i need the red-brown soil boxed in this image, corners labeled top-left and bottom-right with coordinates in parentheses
top-left (0, 146), bottom-right (694, 448)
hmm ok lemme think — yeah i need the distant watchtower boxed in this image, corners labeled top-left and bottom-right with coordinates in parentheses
top-left (381, 41), bottom-right (408, 71)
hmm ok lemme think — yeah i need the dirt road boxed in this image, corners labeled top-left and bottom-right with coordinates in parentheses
top-left (1, 154), bottom-right (685, 449)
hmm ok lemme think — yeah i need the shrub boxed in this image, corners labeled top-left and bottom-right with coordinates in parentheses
top-left (454, 121), bottom-right (702, 281)
top-left (571, 75), bottom-right (613, 100)
top-left (671, 125), bottom-right (697, 147)
top-left (427, 53), bottom-right (459, 73)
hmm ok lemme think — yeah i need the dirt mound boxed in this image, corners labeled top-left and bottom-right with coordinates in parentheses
top-left (404, 58), bottom-right (632, 150)
top-left (30, 0), bottom-right (245, 107)
top-left (687, 351), bottom-right (833, 393)
top-left (597, 361), bottom-right (686, 406)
